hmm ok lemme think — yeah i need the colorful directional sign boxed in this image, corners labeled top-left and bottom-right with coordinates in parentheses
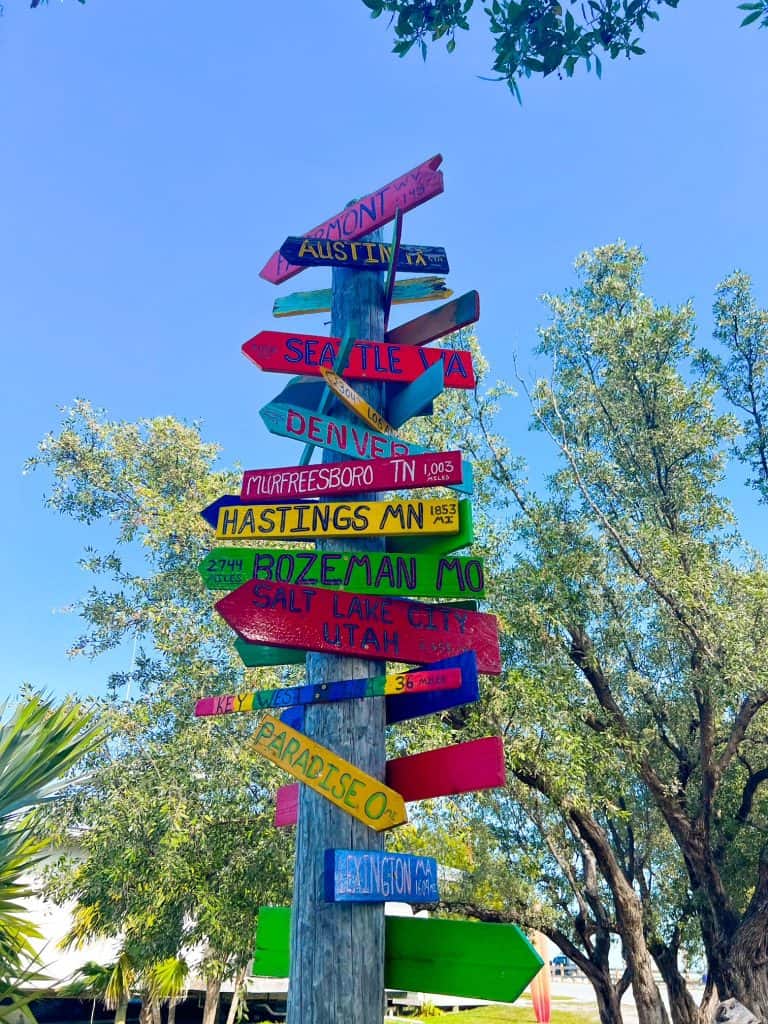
top-left (198, 547), bottom-right (485, 598)
top-left (195, 665), bottom-right (461, 717)
top-left (215, 579), bottom-right (501, 673)
top-left (280, 237), bottom-right (449, 276)
top-left (388, 498), bottom-right (473, 556)
top-left (260, 154), bottom-right (445, 284)
top-left (320, 368), bottom-right (393, 434)
top-left (242, 331), bottom-right (476, 389)
top-left (253, 907), bottom-right (543, 1002)
top-left (324, 849), bottom-right (439, 904)
top-left (214, 497), bottom-right (461, 542)
top-left (239, 450), bottom-right (469, 502)
top-left (272, 276), bottom-right (452, 318)
top-left (386, 290), bottom-right (480, 348)
top-left (251, 714), bottom-right (407, 832)
top-left (275, 735), bottom-right (505, 826)
top-left (385, 360), bottom-right (444, 428)
top-left (260, 401), bottom-right (429, 470)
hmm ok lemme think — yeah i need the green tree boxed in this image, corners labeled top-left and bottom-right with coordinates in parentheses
top-left (28, 406), bottom-right (294, 1023)
top-left (360, 0), bottom-right (768, 99)
top-left (436, 244), bottom-right (768, 1018)
top-left (0, 695), bottom-right (100, 1014)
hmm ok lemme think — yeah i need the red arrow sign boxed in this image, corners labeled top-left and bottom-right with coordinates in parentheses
top-left (274, 736), bottom-right (506, 827)
top-left (214, 580), bottom-right (501, 674)
top-left (260, 154), bottom-right (445, 284)
top-left (240, 451), bottom-right (466, 502)
top-left (242, 332), bottom-right (475, 390)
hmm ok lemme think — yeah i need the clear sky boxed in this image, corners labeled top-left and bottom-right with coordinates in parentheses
top-left (1, 1), bottom-right (766, 699)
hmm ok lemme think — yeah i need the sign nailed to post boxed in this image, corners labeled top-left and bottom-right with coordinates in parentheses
top-left (243, 331), bottom-right (476, 389)
top-left (319, 368), bottom-right (393, 434)
top-left (324, 849), bottom-right (439, 904)
top-left (260, 154), bottom-right (445, 284)
top-left (214, 497), bottom-right (461, 541)
top-left (214, 578), bottom-right (502, 673)
top-left (198, 546), bottom-right (486, 598)
top-left (251, 714), bottom-right (407, 832)
top-left (240, 450), bottom-right (468, 502)
top-left (194, 665), bottom-right (461, 718)
top-left (281, 237), bottom-right (449, 275)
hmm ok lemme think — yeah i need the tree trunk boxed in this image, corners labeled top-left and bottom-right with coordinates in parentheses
top-left (224, 967), bottom-right (247, 1024)
top-left (150, 1002), bottom-right (161, 1024)
top-left (202, 977), bottom-right (222, 1024)
top-left (114, 1002), bottom-right (128, 1024)
top-left (138, 1002), bottom-right (152, 1024)
top-left (286, 235), bottom-right (387, 1024)
top-left (725, 888), bottom-right (768, 1020)
top-left (167, 1002), bottom-right (177, 1024)
top-left (592, 975), bottom-right (626, 1024)
top-left (650, 940), bottom-right (701, 1024)
top-left (567, 807), bottom-right (670, 1024)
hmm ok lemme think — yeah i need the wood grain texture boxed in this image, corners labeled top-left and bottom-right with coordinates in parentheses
top-left (272, 276), bottom-right (452, 317)
top-left (386, 290), bottom-right (480, 348)
top-left (280, 236), bottom-right (449, 275)
top-left (243, 330), bottom-right (476, 389)
top-left (260, 154), bottom-right (444, 284)
top-left (286, 234), bottom-right (387, 1024)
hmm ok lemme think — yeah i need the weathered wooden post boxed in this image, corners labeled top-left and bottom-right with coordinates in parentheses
top-left (287, 234), bottom-right (388, 1024)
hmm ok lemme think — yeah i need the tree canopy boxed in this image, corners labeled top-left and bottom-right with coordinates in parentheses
top-left (360, 0), bottom-right (768, 98)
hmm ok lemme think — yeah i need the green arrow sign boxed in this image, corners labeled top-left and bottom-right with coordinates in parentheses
top-left (199, 547), bottom-right (485, 599)
top-left (253, 907), bottom-right (544, 1004)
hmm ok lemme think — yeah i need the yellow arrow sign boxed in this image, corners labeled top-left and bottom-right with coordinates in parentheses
top-left (215, 498), bottom-right (460, 541)
top-left (321, 367), bottom-right (393, 435)
top-left (251, 715), bottom-right (407, 831)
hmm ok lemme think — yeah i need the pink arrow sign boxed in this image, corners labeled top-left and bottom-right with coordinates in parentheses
top-left (260, 155), bottom-right (445, 285)
top-left (214, 580), bottom-right (501, 675)
top-left (240, 451), bottom-right (466, 502)
top-left (242, 332), bottom-right (475, 390)
top-left (274, 736), bottom-right (506, 827)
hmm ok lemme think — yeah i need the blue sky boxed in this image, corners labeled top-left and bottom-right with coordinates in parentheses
top-left (1, 1), bottom-right (766, 699)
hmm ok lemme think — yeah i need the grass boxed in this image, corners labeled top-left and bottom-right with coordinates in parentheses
top-left (394, 1007), bottom-right (599, 1024)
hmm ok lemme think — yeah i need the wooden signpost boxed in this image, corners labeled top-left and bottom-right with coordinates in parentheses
top-left (214, 579), bottom-right (502, 673)
top-left (272, 276), bottom-right (452, 318)
top-left (239, 449), bottom-right (468, 502)
top-left (274, 736), bottom-right (506, 828)
top-left (260, 154), bottom-right (445, 284)
top-left (194, 665), bottom-right (461, 718)
top-left (198, 547), bottom-right (485, 598)
top-left (251, 715), bottom-right (407, 832)
top-left (243, 331), bottom-right (476, 389)
top-left (319, 368), bottom-right (393, 434)
top-left (280, 236), bottom-right (449, 275)
top-left (386, 290), bottom-right (480, 348)
top-left (213, 497), bottom-right (461, 542)
top-left (253, 908), bottom-right (543, 1004)
top-left (189, 157), bottom-right (533, 1024)
top-left (324, 849), bottom-right (439, 904)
